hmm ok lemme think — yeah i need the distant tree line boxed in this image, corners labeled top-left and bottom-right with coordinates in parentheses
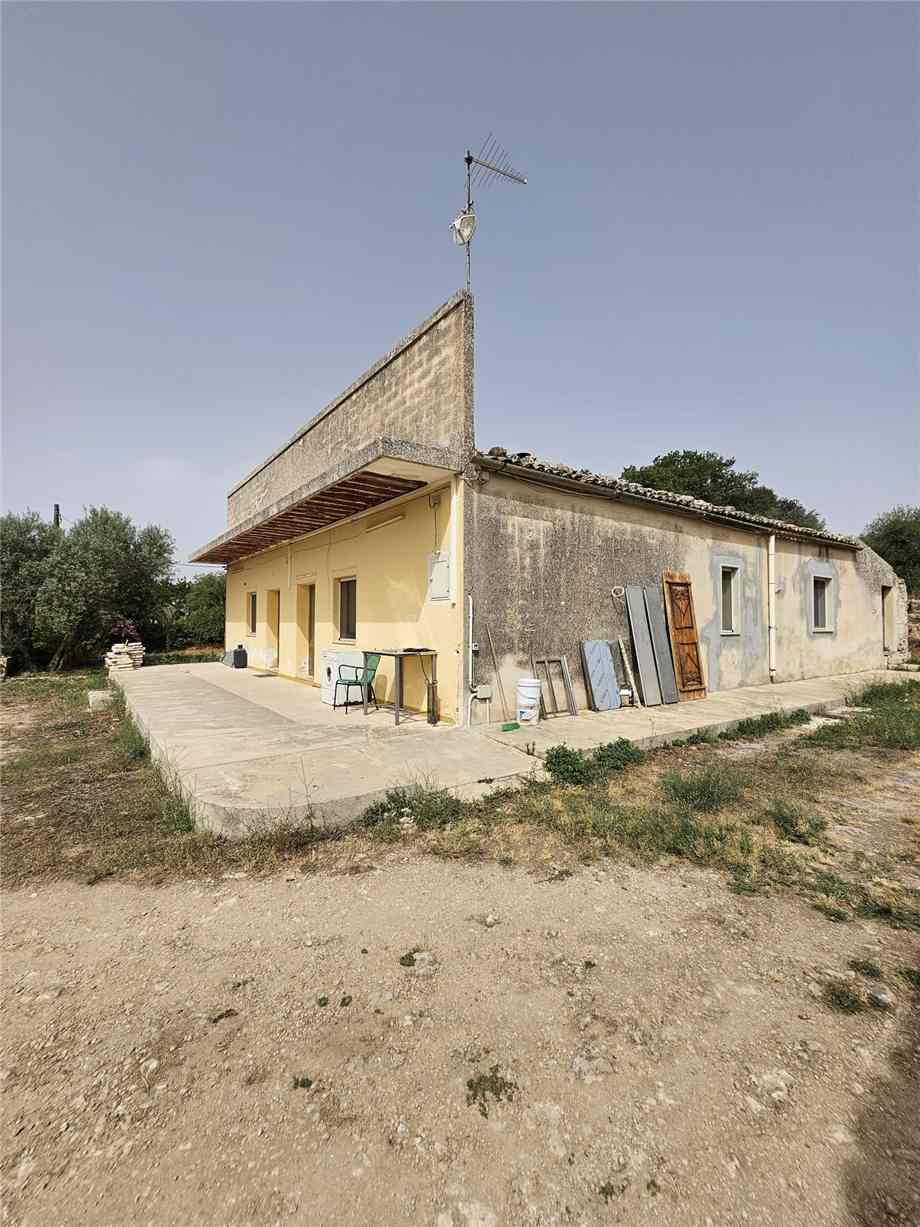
top-left (1, 508), bottom-right (226, 674)
top-left (861, 506), bottom-right (920, 594)
top-left (620, 450), bottom-right (826, 531)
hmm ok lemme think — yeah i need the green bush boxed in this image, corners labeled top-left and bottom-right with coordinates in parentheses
top-left (850, 679), bottom-right (920, 708)
top-left (360, 784), bottom-right (464, 832)
top-left (593, 739), bottom-right (645, 772)
top-left (721, 709), bottom-right (812, 741)
top-left (544, 745), bottom-right (596, 786)
top-left (809, 701), bottom-right (920, 752)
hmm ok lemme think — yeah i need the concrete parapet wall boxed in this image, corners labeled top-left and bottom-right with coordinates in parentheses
top-left (228, 292), bottom-right (474, 528)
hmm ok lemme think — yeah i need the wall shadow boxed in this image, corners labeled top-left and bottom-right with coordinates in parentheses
top-left (844, 990), bottom-right (920, 1225)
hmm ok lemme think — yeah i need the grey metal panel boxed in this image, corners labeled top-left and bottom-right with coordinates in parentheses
top-left (581, 641), bottom-right (621, 711)
top-left (643, 587), bottom-right (680, 705)
top-left (625, 585), bottom-right (662, 707)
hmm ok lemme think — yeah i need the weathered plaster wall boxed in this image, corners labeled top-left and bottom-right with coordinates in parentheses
top-left (464, 474), bottom-right (907, 718)
top-left (225, 481), bottom-right (465, 721)
top-left (773, 539), bottom-right (906, 680)
top-left (227, 293), bottom-right (474, 528)
top-left (464, 473), bottom-right (771, 716)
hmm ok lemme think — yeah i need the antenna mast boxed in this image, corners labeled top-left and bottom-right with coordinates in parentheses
top-left (450, 135), bottom-right (527, 294)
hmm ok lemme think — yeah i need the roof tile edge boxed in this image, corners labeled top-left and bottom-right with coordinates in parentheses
top-left (475, 448), bottom-right (860, 549)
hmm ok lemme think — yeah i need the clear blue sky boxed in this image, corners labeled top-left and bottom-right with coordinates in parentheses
top-left (3, 2), bottom-right (917, 572)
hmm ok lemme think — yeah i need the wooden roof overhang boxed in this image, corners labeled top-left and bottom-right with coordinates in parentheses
top-left (190, 443), bottom-right (459, 565)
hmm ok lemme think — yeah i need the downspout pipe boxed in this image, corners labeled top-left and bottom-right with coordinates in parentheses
top-left (466, 594), bottom-right (475, 726)
top-left (767, 533), bottom-right (777, 682)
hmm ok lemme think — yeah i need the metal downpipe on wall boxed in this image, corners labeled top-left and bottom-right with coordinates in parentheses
top-left (767, 533), bottom-right (777, 682)
top-left (466, 594), bottom-right (475, 726)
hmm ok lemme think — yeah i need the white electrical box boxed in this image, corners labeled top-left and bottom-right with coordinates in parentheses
top-left (428, 551), bottom-right (451, 601)
top-left (320, 648), bottom-right (365, 705)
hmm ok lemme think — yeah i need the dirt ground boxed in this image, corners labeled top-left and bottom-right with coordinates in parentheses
top-left (3, 802), bottom-right (919, 1227)
top-left (3, 674), bottom-right (919, 1225)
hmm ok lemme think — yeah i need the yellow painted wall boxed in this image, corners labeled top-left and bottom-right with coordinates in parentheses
top-left (225, 480), bottom-right (464, 721)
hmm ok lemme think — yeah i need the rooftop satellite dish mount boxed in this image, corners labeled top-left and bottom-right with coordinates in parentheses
top-left (450, 135), bottom-right (527, 294)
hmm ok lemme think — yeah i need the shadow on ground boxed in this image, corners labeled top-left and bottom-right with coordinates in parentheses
top-left (845, 993), bottom-right (920, 1226)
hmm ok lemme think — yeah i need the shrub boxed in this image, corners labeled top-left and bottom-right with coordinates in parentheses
top-left (763, 799), bottom-right (827, 845)
top-left (592, 739), bottom-right (645, 772)
top-left (809, 702), bottom-right (920, 752)
top-left (660, 763), bottom-right (744, 814)
top-left (850, 680), bottom-right (918, 708)
top-left (544, 745), bottom-right (596, 787)
top-left (721, 709), bottom-right (812, 741)
top-left (359, 784), bottom-right (464, 832)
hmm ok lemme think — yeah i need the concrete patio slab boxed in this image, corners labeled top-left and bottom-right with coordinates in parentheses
top-left (115, 663), bottom-right (901, 838)
top-left (485, 669), bottom-right (898, 756)
top-left (116, 665), bottom-right (535, 836)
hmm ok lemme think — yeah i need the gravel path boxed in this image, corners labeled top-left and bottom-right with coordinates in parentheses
top-left (3, 855), bottom-right (918, 1226)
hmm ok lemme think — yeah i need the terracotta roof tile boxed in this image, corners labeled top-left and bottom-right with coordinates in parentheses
top-left (475, 448), bottom-right (860, 549)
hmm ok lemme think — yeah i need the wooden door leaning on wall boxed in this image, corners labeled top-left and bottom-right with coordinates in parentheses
top-left (662, 571), bottom-right (707, 701)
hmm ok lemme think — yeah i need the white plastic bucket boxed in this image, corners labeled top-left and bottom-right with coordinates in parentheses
top-left (516, 677), bottom-right (542, 724)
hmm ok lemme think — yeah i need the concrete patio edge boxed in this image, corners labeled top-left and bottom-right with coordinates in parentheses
top-left (112, 667), bottom-right (903, 838)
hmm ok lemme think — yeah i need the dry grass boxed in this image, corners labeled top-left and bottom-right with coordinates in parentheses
top-left (3, 671), bottom-right (919, 929)
top-left (0, 672), bottom-right (341, 887)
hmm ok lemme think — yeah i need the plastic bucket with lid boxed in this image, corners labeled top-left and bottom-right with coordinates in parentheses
top-left (516, 677), bottom-right (542, 724)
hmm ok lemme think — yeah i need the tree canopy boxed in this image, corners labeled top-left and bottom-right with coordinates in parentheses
top-left (2, 507), bottom-right (175, 671)
top-left (620, 450), bottom-right (826, 532)
top-left (0, 511), bottom-right (61, 672)
top-left (862, 505), bottom-right (920, 592)
top-left (168, 572), bottom-right (227, 647)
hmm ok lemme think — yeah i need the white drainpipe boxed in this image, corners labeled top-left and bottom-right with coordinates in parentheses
top-left (466, 594), bottom-right (475, 726)
top-left (767, 534), bottom-right (777, 682)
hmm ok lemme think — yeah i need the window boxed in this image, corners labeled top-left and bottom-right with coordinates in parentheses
top-left (247, 591), bottom-right (257, 635)
top-left (338, 577), bottom-right (357, 640)
top-left (720, 566), bottom-right (738, 634)
top-left (813, 577), bottom-right (831, 631)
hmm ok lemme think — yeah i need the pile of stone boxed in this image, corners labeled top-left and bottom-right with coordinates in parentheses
top-left (105, 641), bottom-right (146, 672)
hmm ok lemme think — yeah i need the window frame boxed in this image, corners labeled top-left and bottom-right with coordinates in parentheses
top-left (720, 565), bottom-right (739, 636)
top-left (337, 576), bottom-right (357, 642)
top-left (812, 575), bottom-right (832, 633)
top-left (247, 591), bottom-right (257, 636)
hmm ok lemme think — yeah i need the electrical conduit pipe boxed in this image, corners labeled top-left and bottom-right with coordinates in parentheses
top-left (767, 533), bottom-right (777, 682)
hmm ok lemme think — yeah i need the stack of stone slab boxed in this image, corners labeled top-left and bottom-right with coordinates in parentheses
top-left (105, 641), bottom-right (145, 673)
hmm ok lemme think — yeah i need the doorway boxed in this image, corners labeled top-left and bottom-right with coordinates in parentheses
top-left (881, 585), bottom-right (894, 653)
top-left (265, 589), bottom-right (281, 670)
top-left (296, 583), bottom-right (316, 679)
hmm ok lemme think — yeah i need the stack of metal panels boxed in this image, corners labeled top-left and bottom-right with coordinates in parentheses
top-left (624, 586), bottom-right (679, 707)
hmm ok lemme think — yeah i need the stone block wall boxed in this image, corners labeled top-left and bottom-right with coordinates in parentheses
top-left (909, 596), bottom-right (920, 659)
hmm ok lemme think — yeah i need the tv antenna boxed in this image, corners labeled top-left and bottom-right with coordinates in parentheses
top-left (450, 134), bottom-right (527, 294)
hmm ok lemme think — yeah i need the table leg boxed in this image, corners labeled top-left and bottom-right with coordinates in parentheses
top-left (362, 652), bottom-right (368, 716)
top-left (430, 654), bottom-right (438, 724)
top-left (395, 656), bottom-right (402, 726)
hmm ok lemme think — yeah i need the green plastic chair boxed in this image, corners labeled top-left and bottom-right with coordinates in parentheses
top-left (334, 654), bottom-right (381, 713)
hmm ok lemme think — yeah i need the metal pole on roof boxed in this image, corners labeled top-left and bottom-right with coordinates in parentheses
top-left (450, 136), bottom-right (527, 296)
